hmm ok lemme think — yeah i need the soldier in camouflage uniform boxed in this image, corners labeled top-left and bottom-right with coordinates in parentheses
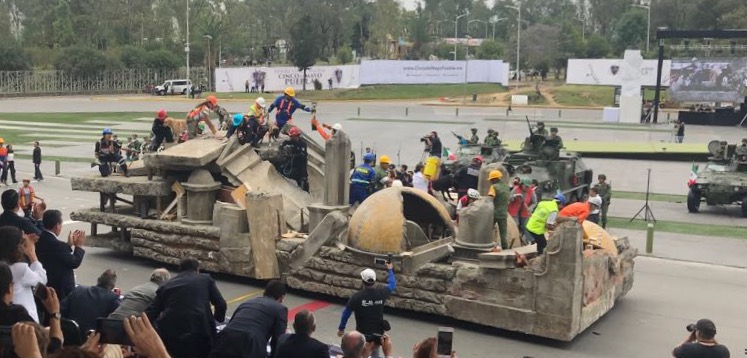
top-left (534, 122), bottom-right (549, 137)
top-left (484, 131), bottom-right (502, 147)
top-left (469, 128), bottom-right (479, 144)
top-left (593, 174), bottom-right (612, 228)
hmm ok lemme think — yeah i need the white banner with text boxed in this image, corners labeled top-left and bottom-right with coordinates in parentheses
top-left (359, 60), bottom-right (508, 85)
top-left (566, 59), bottom-right (671, 87)
top-left (215, 65), bottom-right (361, 93)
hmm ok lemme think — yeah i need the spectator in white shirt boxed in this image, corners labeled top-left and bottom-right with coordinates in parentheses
top-left (0, 226), bottom-right (47, 322)
top-left (412, 164), bottom-right (429, 192)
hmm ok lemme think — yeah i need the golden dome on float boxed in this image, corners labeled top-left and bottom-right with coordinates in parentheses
top-left (348, 187), bottom-right (455, 254)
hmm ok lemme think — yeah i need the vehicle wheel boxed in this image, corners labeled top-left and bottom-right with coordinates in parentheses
top-left (687, 189), bottom-right (700, 213)
top-left (741, 196), bottom-right (747, 217)
top-left (182, 89), bottom-right (187, 95)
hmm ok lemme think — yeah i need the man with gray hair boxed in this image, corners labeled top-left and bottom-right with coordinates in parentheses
top-left (341, 331), bottom-right (370, 358)
top-left (109, 268), bottom-right (171, 320)
top-left (275, 310), bottom-right (329, 358)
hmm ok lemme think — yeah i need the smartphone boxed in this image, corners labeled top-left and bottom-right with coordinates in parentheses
top-left (96, 318), bottom-right (133, 346)
top-left (365, 333), bottom-right (383, 345)
top-left (436, 327), bottom-right (454, 358)
top-left (0, 326), bottom-right (13, 355)
top-left (373, 257), bottom-right (387, 266)
top-left (34, 283), bottom-right (48, 301)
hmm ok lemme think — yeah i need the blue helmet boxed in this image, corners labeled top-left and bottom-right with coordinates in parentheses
top-left (363, 153), bottom-right (375, 162)
top-left (102, 128), bottom-right (113, 135)
top-left (232, 114), bottom-right (244, 127)
top-left (554, 193), bottom-right (567, 205)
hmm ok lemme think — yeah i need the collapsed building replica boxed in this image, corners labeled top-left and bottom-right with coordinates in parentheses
top-left (70, 131), bottom-right (636, 341)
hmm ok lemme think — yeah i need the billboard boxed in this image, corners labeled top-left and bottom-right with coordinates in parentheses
top-left (669, 58), bottom-right (747, 103)
top-left (215, 65), bottom-right (360, 93)
top-left (566, 59), bottom-right (671, 87)
top-left (359, 60), bottom-right (508, 85)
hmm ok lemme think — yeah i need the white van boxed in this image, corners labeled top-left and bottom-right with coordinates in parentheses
top-left (154, 79), bottom-right (192, 95)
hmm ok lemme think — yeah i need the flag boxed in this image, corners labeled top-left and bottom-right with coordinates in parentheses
top-left (443, 147), bottom-right (456, 160)
top-left (688, 161), bottom-right (698, 187)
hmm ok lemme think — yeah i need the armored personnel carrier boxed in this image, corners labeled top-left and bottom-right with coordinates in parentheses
top-left (442, 143), bottom-right (508, 173)
top-left (502, 129), bottom-right (594, 202)
top-left (687, 140), bottom-right (747, 217)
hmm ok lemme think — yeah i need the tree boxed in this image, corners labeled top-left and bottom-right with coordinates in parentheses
top-left (476, 40), bottom-right (504, 59)
top-left (290, 15), bottom-right (321, 90)
top-left (586, 35), bottom-right (611, 58)
top-left (54, 46), bottom-right (107, 78)
top-left (0, 43), bottom-right (30, 71)
top-left (336, 46), bottom-right (353, 64)
top-left (611, 10), bottom-right (647, 54)
top-left (120, 46), bottom-right (148, 68)
top-left (52, 0), bottom-right (75, 47)
top-left (144, 49), bottom-right (182, 71)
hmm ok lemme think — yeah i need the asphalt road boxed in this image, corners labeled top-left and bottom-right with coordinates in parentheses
top-left (2, 96), bottom-right (747, 357)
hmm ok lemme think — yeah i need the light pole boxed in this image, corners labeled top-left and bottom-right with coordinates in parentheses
top-left (489, 17), bottom-right (508, 40)
top-left (454, 11), bottom-right (469, 61)
top-left (468, 19), bottom-right (488, 39)
top-left (507, 2), bottom-right (521, 89)
top-left (185, 0), bottom-right (190, 80)
top-left (204, 35), bottom-right (213, 91)
top-left (632, 3), bottom-right (651, 52)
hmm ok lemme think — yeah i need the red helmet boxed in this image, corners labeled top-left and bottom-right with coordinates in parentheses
top-left (156, 109), bottom-right (167, 121)
top-left (473, 156), bottom-right (483, 163)
top-left (289, 127), bottom-right (301, 137)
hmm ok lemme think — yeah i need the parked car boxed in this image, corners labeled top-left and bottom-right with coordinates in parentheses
top-left (154, 79), bottom-right (192, 95)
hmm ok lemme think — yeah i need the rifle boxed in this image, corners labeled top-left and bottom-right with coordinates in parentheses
top-left (526, 116), bottom-right (534, 136)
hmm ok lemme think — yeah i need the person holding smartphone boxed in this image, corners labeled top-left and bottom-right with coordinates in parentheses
top-left (337, 260), bottom-right (396, 358)
top-left (0, 226), bottom-right (47, 322)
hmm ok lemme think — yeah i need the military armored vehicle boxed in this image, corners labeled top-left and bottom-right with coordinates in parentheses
top-left (687, 140), bottom-right (747, 217)
top-left (501, 127), bottom-right (594, 202)
top-left (442, 143), bottom-right (508, 173)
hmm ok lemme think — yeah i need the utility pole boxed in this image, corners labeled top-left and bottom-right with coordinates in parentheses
top-left (507, 2), bottom-right (522, 89)
top-left (454, 11), bottom-right (469, 61)
top-left (632, 3), bottom-right (651, 52)
top-left (185, 0), bottom-right (190, 80)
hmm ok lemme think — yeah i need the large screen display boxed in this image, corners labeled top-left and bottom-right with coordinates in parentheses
top-left (669, 58), bottom-right (747, 103)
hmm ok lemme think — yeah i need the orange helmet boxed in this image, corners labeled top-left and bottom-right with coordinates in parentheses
top-left (207, 95), bottom-right (218, 106)
top-left (289, 127), bottom-right (301, 137)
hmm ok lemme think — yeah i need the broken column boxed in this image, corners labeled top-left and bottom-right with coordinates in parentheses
top-left (307, 130), bottom-right (352, 232)
top-left (246, 191), bottom-right (284, 279)
top-left (181, 169), bottom-right (221, 225)
top-left (452, 198), bottom-right (495, 260)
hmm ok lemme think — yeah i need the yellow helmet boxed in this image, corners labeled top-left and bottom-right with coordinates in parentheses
top-left (379, 155), bottom-right (391, 164)
top-left (284, 87), bottom-right (296, 97)
top-left (488, 170), bottom-right (503, 180)
top-left (0, 138), bottom-right (4, 144)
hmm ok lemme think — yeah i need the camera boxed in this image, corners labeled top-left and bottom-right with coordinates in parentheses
top-left (686, 324), bottom-right (697, 332)
top-left (420, 136), bottom-right (429, 143)
top-left (365, 333), bottom-right (383, 345)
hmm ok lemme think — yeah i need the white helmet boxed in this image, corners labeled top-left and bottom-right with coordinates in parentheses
top-left (332, 123), bottom-right (343, 131)
top-left (467, 188), bottom-right (480, 199)
top-left (255, 97), bottom-right (266, 108)
top-left (589, 196), bottom-right (603, 207)
top-left (361, 268), bottom-right (376, 283)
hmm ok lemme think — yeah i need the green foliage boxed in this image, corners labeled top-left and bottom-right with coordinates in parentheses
top-left (144, 49), bottom-right (182, 71)
top-left (54, 46), bottom-right (107, 78)
top-left (336, 46), bottom-right (353, 64)
top-left (0, 43), bottom-right (30, 71)
top-left (290, 15), bottom-right (321, 71)
top-left (476, 40), bottom-right (503, 59)
top-left (585, 35), bottom-right (611, 58)
top-left (120, 46), bottom-right (149, 69)
top-left (612, 10), bottom-right (647, 53)
top-left (52, 0), bottom-right (75, 47)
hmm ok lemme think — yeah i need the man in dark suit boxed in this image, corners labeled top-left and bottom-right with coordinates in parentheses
top-left (61, 269), bottom-right (121, 333)
top-left (209, 280), bottom-right (288, 358)
top-left (147, 258), bottom-right (227, 358)
top-left (36, 210), bottom-right (86, 299)
top-left (275, 310), bottom-right (329, 358)
top-left (32, 141), bottom-right (43, 181)
top-left (0, 189), bottom-right (41, 238)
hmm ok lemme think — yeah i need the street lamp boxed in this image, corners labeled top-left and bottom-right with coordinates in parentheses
top-left (454, 11), bottom-right (469, 61)
top-left (468, 19), bottom-right (488, 39)
top-left (632, 3), bottom-right (651, 52)
top-left (507, 1), bottom-right (522, 89)
top-left (204, 35), bottom-right (213, 91)
top-left (185, 0), bottom-right (190, 80)
top-left (489, 17), bottom-right (508, 40)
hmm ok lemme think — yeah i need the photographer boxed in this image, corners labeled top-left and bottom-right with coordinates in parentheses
top-left (422, 131), bottom-right (442, 158)
top-left (672, 319), bottom-right (729, 358)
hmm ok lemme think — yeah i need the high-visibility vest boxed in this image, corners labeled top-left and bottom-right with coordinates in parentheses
top-left (18, 186), bottom-right (35, 207)
top-left (526, 200), bottom-right (558, 235)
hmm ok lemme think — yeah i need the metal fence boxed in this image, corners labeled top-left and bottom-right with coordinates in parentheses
top-left (0, 67), bottom-right (208, 96)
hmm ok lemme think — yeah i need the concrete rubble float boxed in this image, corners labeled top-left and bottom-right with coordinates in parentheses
top-left (70, 129), bottom-right (636, 341)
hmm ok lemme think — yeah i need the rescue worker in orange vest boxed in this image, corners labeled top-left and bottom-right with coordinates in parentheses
top-left (559, 197), bottom-right (601, 224)
top-left (186, 95), bottom-right (220, 139)
top-left (18, 179), bottom-right (43, 218)
top-left (311, 116), bottom-right (342, 141)
top-left (266, 87), bottom-right (313, 140)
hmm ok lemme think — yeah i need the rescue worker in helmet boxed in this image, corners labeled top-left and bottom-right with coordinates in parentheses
top-left (526, 193), bottom-right (568, 255)
top-left (150, 109), bottom-right (175, 152)
top-left (279, 127), bottom-right (309, 192)
top-left (350, 153), bottom-right (376, 205)
top-left (311, 115), bottom-right (343, 141)
top-left (266, 87), bottom-right (313, 140)
top-left (227, 98), bottom-right (269, 147)
top-left (186, 95), bottom-right (220, 139)
top-left (373, 155), bottom-right (392, 192)
top-left (454, 156), bottom-right (483, 199)
top-left (95, 128), bottom-right (128, 177)
top-left (456, 188), bottom-right (480, 223)
top-left (487, 170), bottom-right (510, 249)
